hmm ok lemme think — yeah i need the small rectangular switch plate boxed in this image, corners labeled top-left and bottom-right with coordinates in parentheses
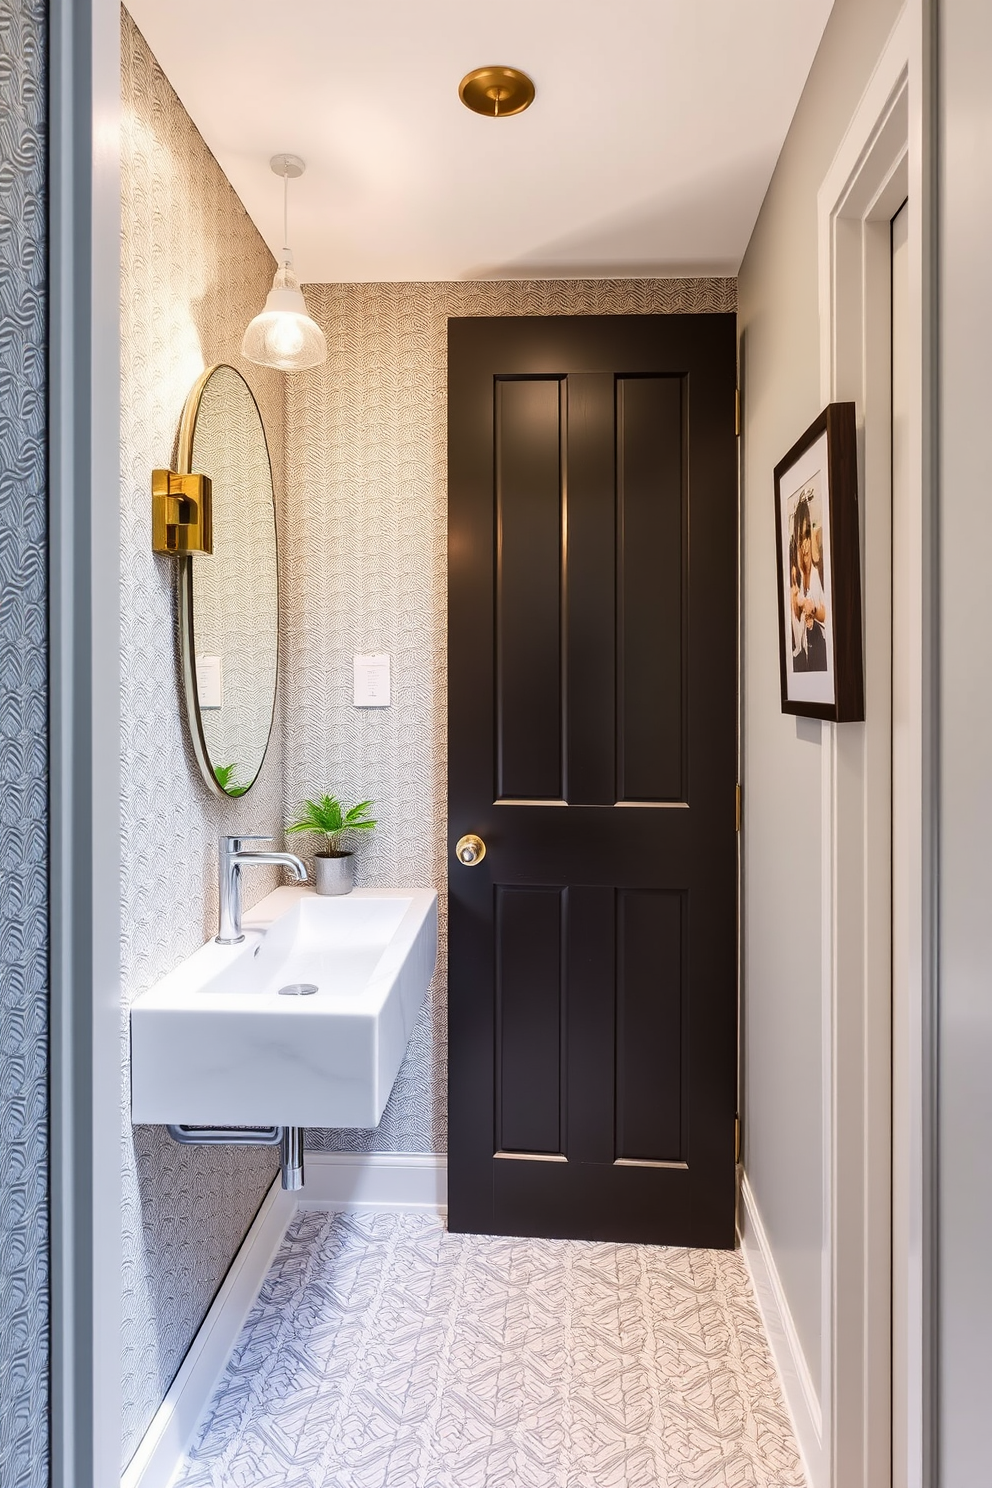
top-left (354, 653), bottom-right (390, 707)
top-left (196, 654), bottom-right (223, 709)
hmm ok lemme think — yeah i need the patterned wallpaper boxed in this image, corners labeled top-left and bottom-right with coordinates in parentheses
top-left (0, 2), bottom-right (49, 1484)
top-left (283, 277), bottom-right (737, 1154)
top-left (120, 9), bottom-right (288, 1466)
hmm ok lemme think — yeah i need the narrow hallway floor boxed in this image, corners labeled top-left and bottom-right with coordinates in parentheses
top-left (172, 1209), bottom-right (806, 1488)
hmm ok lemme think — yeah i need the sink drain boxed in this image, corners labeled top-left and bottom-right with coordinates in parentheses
top-left (278, 982), bottom-right (318, 996)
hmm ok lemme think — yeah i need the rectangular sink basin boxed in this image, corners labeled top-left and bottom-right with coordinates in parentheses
top-left (130, 886), bottom-right (438, 1128)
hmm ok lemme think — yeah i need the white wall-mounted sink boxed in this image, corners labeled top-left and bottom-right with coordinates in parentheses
top-left (130, 885), bottom-right (437, 1128)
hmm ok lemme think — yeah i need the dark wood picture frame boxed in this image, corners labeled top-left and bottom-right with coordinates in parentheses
top-left (773, 402), bottom-right (864, 722)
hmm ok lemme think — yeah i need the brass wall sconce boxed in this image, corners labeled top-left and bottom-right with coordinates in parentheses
top-left (152, 468), bottom-right (213, 555)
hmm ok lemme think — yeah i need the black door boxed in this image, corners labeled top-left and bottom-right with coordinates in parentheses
top-left (447, 314), bottom-right (738, 1248)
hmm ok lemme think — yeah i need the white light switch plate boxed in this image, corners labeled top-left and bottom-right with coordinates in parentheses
top-left (195, 654), bottom-right (223, 709)
top-left (354, 653), bottom-right (390, 706)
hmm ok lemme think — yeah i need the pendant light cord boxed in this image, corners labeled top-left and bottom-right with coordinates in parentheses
top-left (282, 168), bottom-right (290, 262)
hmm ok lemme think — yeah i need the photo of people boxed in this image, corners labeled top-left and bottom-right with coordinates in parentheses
top-left (774, 404), bottom-right (864, 722)
top-left (787, 481), bottom-right (827, 673)
top-left (774, 422), bottom-right (838, 713)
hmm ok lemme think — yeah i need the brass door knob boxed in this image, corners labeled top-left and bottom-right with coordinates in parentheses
top-left (455, 834), bottom-right (486, 866)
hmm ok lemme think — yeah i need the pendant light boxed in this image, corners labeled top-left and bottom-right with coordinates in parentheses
top-left (242, 154), bottom-right (327, 372)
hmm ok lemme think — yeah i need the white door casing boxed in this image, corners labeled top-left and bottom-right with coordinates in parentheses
top-left (815, 6), bottom-right (931, 1486)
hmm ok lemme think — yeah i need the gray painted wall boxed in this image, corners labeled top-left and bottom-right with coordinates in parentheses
top-left (937, 1), bottom-right (992, 1481)
top-left (0, 2), bottom-right (50, 1485)
top-left (737, 0), bottom-right (904, 1406)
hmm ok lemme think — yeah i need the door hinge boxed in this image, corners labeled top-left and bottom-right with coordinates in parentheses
top-left (735, 387), bottom-right (741, 437)
top-left (735, 1116), bottom-right (741, 1164)
top-left (735, 782), bottom-right (742, 832)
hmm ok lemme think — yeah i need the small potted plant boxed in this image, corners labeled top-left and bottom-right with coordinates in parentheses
top-left (286, 793), bottom-right (376, 896)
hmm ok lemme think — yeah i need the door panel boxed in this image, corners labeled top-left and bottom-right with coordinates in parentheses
top-left (495, 885), bottom-right (564, 1155)
top-left (448, 313), bottom-right (737, 1248)
top-left (564, 374), bottom-right (616, 805)
top-left (495, 378), bottom-right (563, 801)
top-left (615, 888), bottom-right (685, 1163)
top-left (617, 375), bottom-right (686, 803)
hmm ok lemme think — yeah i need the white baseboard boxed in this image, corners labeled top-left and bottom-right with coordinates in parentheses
top-left (738, 1169), bottom-right (825, 1488)
top-left (297, 1150), bottom-right (447, 1212)
top-left (120, 1175), bottom-right (296, 1488)
top-left (121, 1152), bottom-right (447, 1488)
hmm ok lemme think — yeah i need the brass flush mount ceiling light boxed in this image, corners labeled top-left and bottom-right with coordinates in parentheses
top-left (242, 154), bottom-right (327, 372)
top-left (458, 66), bottom-right (535, 118)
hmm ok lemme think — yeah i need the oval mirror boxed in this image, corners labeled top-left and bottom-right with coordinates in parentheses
top-left (178, 364), bottom-right (278, 797)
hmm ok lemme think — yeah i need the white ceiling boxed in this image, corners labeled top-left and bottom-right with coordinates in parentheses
top-left (125, 0), bottom-right (834, 284)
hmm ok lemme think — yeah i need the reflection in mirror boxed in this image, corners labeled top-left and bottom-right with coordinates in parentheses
top-left (178, 364), bottom-right (278, 796)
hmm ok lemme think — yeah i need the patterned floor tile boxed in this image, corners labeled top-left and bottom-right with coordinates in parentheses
top-left (172, 1211), bottom-right (806, 1488)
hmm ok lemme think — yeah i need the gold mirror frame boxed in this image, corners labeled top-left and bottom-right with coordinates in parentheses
top-left (176, 364), bottom-right (280, 798)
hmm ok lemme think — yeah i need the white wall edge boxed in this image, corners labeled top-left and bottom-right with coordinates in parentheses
top-left (817, 5), bottom-right (911, 399)
top-left (120, 1152), bottom-right (448, 1488)
top-left (739, 1170), bottom-right (825, 1488)
top-left (297, 1150), bottom-right (448, 1212)
top-left (120, 1176), bottom-right (296, 1488)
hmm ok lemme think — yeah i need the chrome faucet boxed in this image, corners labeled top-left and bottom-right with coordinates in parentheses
top-left (217, 834), bottom-right (307, 945)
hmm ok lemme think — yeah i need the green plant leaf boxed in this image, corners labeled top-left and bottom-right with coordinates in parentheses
top-left (343, 799), bottom-right (377, 830)
top-left (214, 762), bottom-right (247, 796)
top-left (286, 793), bottom-right (377, 850)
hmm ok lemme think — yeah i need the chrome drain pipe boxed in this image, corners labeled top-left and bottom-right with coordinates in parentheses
top-left (166, 1124), bottom-right (305, 1190)
top-left (280, 1126), bottom-right (305, 1190)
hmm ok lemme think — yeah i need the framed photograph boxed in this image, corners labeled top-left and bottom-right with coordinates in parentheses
top-left (774, 402), bottom-right (864, 721)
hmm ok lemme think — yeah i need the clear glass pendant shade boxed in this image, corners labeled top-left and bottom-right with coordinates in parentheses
top-left (241, 261), bottom-right (326, 372)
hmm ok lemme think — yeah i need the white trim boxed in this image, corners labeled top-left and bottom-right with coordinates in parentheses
top-left (49, 0), bottom-right (123, 1483)
top-left (297, 1151), bottom-right (448, 1212)
top-left (814, 6), bottom-right (929, 1486)
top-left (120, 1154), bottom-right (448, 1488)
top-left (818, 8), bottom-right (912, 400)
top-left (121, 1178), bottom-right (296, 1488)
top-left (738, 1171), bottom-right (822, 1488)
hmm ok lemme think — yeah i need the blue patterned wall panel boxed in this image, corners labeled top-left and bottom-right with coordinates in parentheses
top-left (0, 1), bottom-right (50, 1486)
